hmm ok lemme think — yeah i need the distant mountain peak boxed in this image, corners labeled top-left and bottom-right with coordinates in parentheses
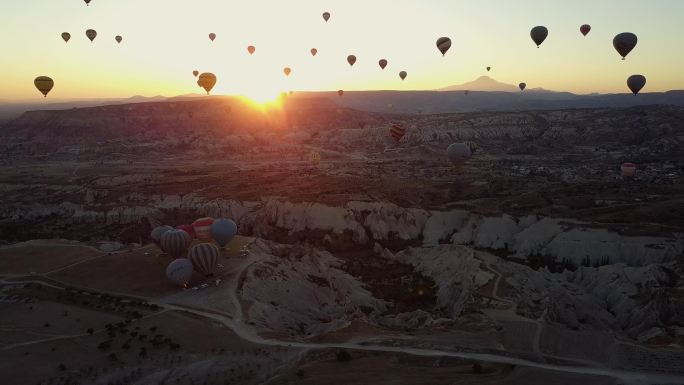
top-left (437, 76), bottom-right (519, 92)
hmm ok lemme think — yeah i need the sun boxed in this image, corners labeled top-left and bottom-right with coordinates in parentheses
top-left (241, 87), bottom-right (283, 106)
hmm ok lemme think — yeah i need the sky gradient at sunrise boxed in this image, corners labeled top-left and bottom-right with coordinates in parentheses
top-left (1, 0), bottom-right (683, 100)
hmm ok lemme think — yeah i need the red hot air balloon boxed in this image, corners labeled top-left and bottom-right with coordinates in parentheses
top-left (311, 48), bottom-right (318, 56)
top-left (192, 217), bottom-right (215, 241)
top-left (580, 24), bottom-right (591, 37)
top-left (247, 45), bottom-right (255, 55)
top-left (379, 59), bottom-right (388, 70)
top-left (389, 123), bottom-right (406, 142)
top-left (176, 224), bottom-right (196, 239)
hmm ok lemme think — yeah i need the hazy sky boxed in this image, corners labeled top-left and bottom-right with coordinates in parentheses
top-left (1, 0), bottom-right (683, 100)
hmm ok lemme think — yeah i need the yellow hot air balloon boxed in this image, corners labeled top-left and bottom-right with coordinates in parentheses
top-left (283, 67), bottom-right (292, 76)
top-left (34, 76), bottom-right (54, 97)
top-left (198, 73), bottom-right (217, 95)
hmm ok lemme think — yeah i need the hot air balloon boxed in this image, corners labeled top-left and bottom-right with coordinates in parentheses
top-left (436, 37), bottom-right (451, 56)
top-left (166, 259), bottom-right (193, 287)
top-left (627, 75), bottom-right (646, 95)
top-left (621, 163), bottom-right (637, 178)
top-left (211, 219), bottom-right (238, 248)
top-left (34, 76), bottom-right (54, 98)
top-left (160, 229), bottom-right (191, 259)
top-left (399, 71), bottom-right (407, 81)
top-left (192, 217), bottom-right (215, 241)
top-left (209, 33), bottom-right (216, 42)
top-left (198, 72), bottom-right (217, 95)
top-left (151, 225), bottom-right (174, 247)
top-left (347, 55), bottom-right (357, 66)
top-left (188, 243), bottom-right (219, 277)
top-left (193, 70), bottom-right (199, 77)
top-left (115, 35), bottom-right (122, 44)
top-left (197, 79), bottom-right (202, 88)
top-left (176, 224), bottom-right (196, 239)
top-left (283, 67), bottom-right (292, 76)
top-left (61, 32), bottom-right (71, 43)
top-left (530, 26), bottom-right (548, 47)
top-left (309, 151), bottom-right (321, 166)
top-left (389, 123), bottom-right (406, 142)
top-left (322, 12), bottom-right (331, 22)
top-left (486, 66), bottom-right (491, 72)
top-left (519, 82), bottom-right (527, 91)
top-left (379, 59), bottom-right (388, 70)
top-left (311, 48), bottom-right (318, 56)
top-left (86, 29), bottom-right (97, 42)
top-left (447, 143), bottom-right (472, 165)
top-left (338, 90), bottom-right (344, 97)
top-left (613, 33), bottom-right (637, 60)
top-left (580, 24), bottom-right (591, 37)
top-left (247, 45), bottom-right (255, 55)
top-left (84, 0), bottom-right (92, 5)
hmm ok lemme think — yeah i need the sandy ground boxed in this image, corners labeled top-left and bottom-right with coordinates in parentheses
top-left (0, 240), bottom-right (102, 274)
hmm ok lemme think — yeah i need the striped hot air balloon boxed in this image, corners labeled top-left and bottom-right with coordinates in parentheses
top-left (160, 229), bottom-right (191, 258)
top-left (192, 217), bottom-right (215, 241)
top-left (188, 243), bottom-right (219, 277)
top-left (389, 123), bottom-right (406, 142)
top-left (151, 225), bottom-right (174, 247)
top-left (166, 259), bottom-right (193, 287)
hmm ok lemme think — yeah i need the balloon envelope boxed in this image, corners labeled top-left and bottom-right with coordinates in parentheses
top-left (627, 75), bottom-right (646, 95)
top-left (160, 229), bottom-right (191, 258)
top-left (389, 123), bottom-right (406, 142)
top-left (115, 35), bottom-right (122, 44)
top-left (61, 32), bottom-right (71, 43)
top-left (151, 225), bottom-right (174, 247)
top-left (192, 217), bottom-right (215, 241)
top-left (166, 259), bottom-right (193, 287)
top-left (86, 29), bottom-right (97, 42)
top-left (34, 76), bottom-right (54, 97)
top-left (84, 0), bottom-right (91, 5)
top-left (436, 37), bottom-right (451, 56)
top-left (198, 73), bottom-right (217, 95)
top-left (283, 67), bottom-right (292, 76)
top-left (447, 143), bottom-right (472, 165)
top-left (188, 243), bottom-right (219, 277)
top-left (399, 71), bottom-right (407, 80)
top-left (530, 26), bottom-right (548, 47)
top-left (248, 45), bottom-right (255, 55)
top-left (209, 33), bottom-right (216, 41)
top-left (519, 82), bottom-right (527, 91)
top-left (580, 24), bottom-right (591, 36)
top-left (613, 32), bottom-right (637, 60)
top-left (347, 55), bottom-right (357, 66)
top-left (193, 70), bottom-right (199, 77)
top-left (322, 12), bottom-right (330, 22)
top-left (338, 90), bottom-right (344, 97)
top-left (486, 66), bottom-right (491, 72)
top-left (310, 48), bottom-right (318, 56)
top-left (176, 224), bottom-right (196, 238)
top-left (379, 59), bottom-right (388, 70)
top-left (211, 218), bottom-right (238, 248)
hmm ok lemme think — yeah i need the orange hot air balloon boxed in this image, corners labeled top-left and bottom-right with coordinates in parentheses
top-left (193, 70), bottom-right (199, 77)
top-left (379, 59), bottom-right (388, 69)
top-left (322, 12), bottom-right (331, 22)
top-left (61, 32), bottom-right (71, 43)
top-left (580, 24), bottom-right (591, 37)
top-left (399, 71), bottom-right (407, 81)
top-left (198, 73), bottom-right (217, 95)
top-left (34, 76), bottom-right (54, 97)
top-left (347, 55), bottom-right (357, 66)
top-left (283, 67), bottom-right (292, 76)
top-left (209, 33), bottom-right (216, 42)
top-left (337, 90), bottom-right (344, 97)
top-left (86, 29), bottom-right (97, 42)
top-left (247, 45), bottom-right (256, 55)
top-left (311, 48), bottom-right (318, 56)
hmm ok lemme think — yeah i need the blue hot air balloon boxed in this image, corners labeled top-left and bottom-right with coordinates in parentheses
top-left (211, 218), bottom-right (238, 248)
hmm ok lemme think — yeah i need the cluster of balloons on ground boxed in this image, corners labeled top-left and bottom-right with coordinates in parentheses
top-left (150, 217), bottom-right (238, 287)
